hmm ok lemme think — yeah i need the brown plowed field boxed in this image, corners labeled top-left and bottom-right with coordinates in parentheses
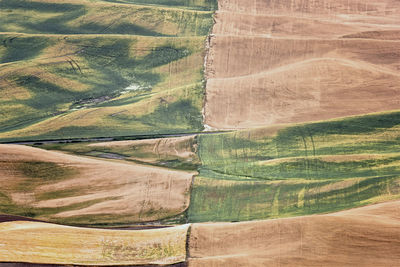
top-left (204, 0), bottom-right (400, 129)
top-left (0, 145), bottom-right (194, 224)
top-left (188, 200), bottom-right (400, 266)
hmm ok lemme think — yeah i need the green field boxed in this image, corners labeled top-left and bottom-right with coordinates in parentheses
top-left (187, 111), bottom-right (400, 222)
top-left (0, 0), bottom-right (215, 141)
top-left (0, 0), bottom-right (214, 36)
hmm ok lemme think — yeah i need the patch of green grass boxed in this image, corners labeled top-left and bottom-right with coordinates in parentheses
top-left (188, 176), bottom-right (400, 222)
top-left (0, 0), bottom-right (213, 141)
top-left (0, 0), bottom-right (214, 36)
top-left (138, 99), bottom-right (203, 129)
top-left (0, 35), bottom-right (205, 140)
top-left (0, 36), bottom-right (51, 64)
top-left (189, 112), bottom-right (400, 222)
top-left (198, 112), bottom-right (400, 181)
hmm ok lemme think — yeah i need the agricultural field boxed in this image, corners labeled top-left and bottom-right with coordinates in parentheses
top-left (2, 0), bottom-right (400, 266)
top-left (0, 0), bottom-right (216, 141)
top-left (188, 200), bottom-right (400, 266)
top-left (188, 111), bottom-right (400, 222)
top-left (0, 144), bottom-right (195, 226)
top-left (0, 0), bottom-right (214, 35)
top-left (36, 135), bottom-right (200, 171)
top-left (204, 0), bottom-right (400, 129)
top-left (0, 219), bottom-right (189, 265)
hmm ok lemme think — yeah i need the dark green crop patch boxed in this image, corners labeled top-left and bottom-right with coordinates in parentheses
top-left (0, 36), bottom-right (51, 64)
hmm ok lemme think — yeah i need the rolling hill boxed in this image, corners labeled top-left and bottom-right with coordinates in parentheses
top-left (1, 0), bottom-right (400, 266)
top-left (0, 144), bottom-right (194, 225)
top-left (189, 200), bottom-right (400, 266)
top-left (204, 0), bottom-right (400, 129)
top-left (0, 218), bottom-right (189, 265)
top-left (0, 0), bottom-right (216, 141)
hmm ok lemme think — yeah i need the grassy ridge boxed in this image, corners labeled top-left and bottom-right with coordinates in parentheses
top-left (188, 111), bottom-right (400, 222)
top-left (188, 176), bottom-right (400, 222)
top-left (0, 0), bottom-right (214, 36)
top-left (0, 35), bottom-right (205, 140)
top-left (198, 111), bottom-right (400, 180)
top-left (0, 0), bottom-right (214, 141)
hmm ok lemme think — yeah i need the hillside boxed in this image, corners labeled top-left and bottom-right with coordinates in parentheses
top-left (0, 144), bottom-right (194, 225)
top-left (1, 0), bottom-right (400, 266)
top-left (189, 200), bottom-right (400, 266)
top-left (0, 219), bottom-right (189, 265)
top-left (204, 0), bottom-right (400, 129)
top-left (188, 111), bottom-right (400, 222)
top-left (0, 0), bottom-right (216, 141)
top-left (36, 134), bottom-right (200, 171)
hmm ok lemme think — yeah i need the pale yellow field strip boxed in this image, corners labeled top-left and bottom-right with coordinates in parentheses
top-left (0, 221), bottom-right (189, 265)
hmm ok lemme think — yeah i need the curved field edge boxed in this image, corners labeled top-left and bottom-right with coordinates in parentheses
top-left (0, 0), bottom-right (217, 142)
top-left (0, 144), bottom-right (195, 226)
top-left (188, 110), bottom-right (400, 222)
top-left (17, 110), bottom-right (400, 223)
top-left (0, 221), bottom-right (189, 265)
top-left (33, 134), bottom-right (201, 172)
top-left (1, 200), bottom-right (400, 266)
top-left (0, 34), bottom-right (206, 141)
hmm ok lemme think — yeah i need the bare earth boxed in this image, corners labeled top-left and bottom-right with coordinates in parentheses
top-left (0, 144), bottom-right (194, 223)
top-left (204, 0), bottom-right (400, 129)
top-left (188, 200), bottom-right (400, 266)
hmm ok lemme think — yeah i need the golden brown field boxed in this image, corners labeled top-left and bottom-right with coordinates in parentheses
top-left (0, 220), bottom-right (189, 265)
top-left (204, 0), bottom-right (400, 129)
top-left (188, 200), bottom-right (400, 266)
top-left (0, 144), bottom-right (194, 225)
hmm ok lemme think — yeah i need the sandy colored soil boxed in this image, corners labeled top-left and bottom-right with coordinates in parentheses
top-left (0, 144), bottom-right (194, 223)
top-left (204, 0), bottom-right (400, 129)
top-left (0, 221), bottom-right (189, 265)
top-left (188, 200), bottom-right (400, 266)
top-left (89, 135), bottom-right (198, 165)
